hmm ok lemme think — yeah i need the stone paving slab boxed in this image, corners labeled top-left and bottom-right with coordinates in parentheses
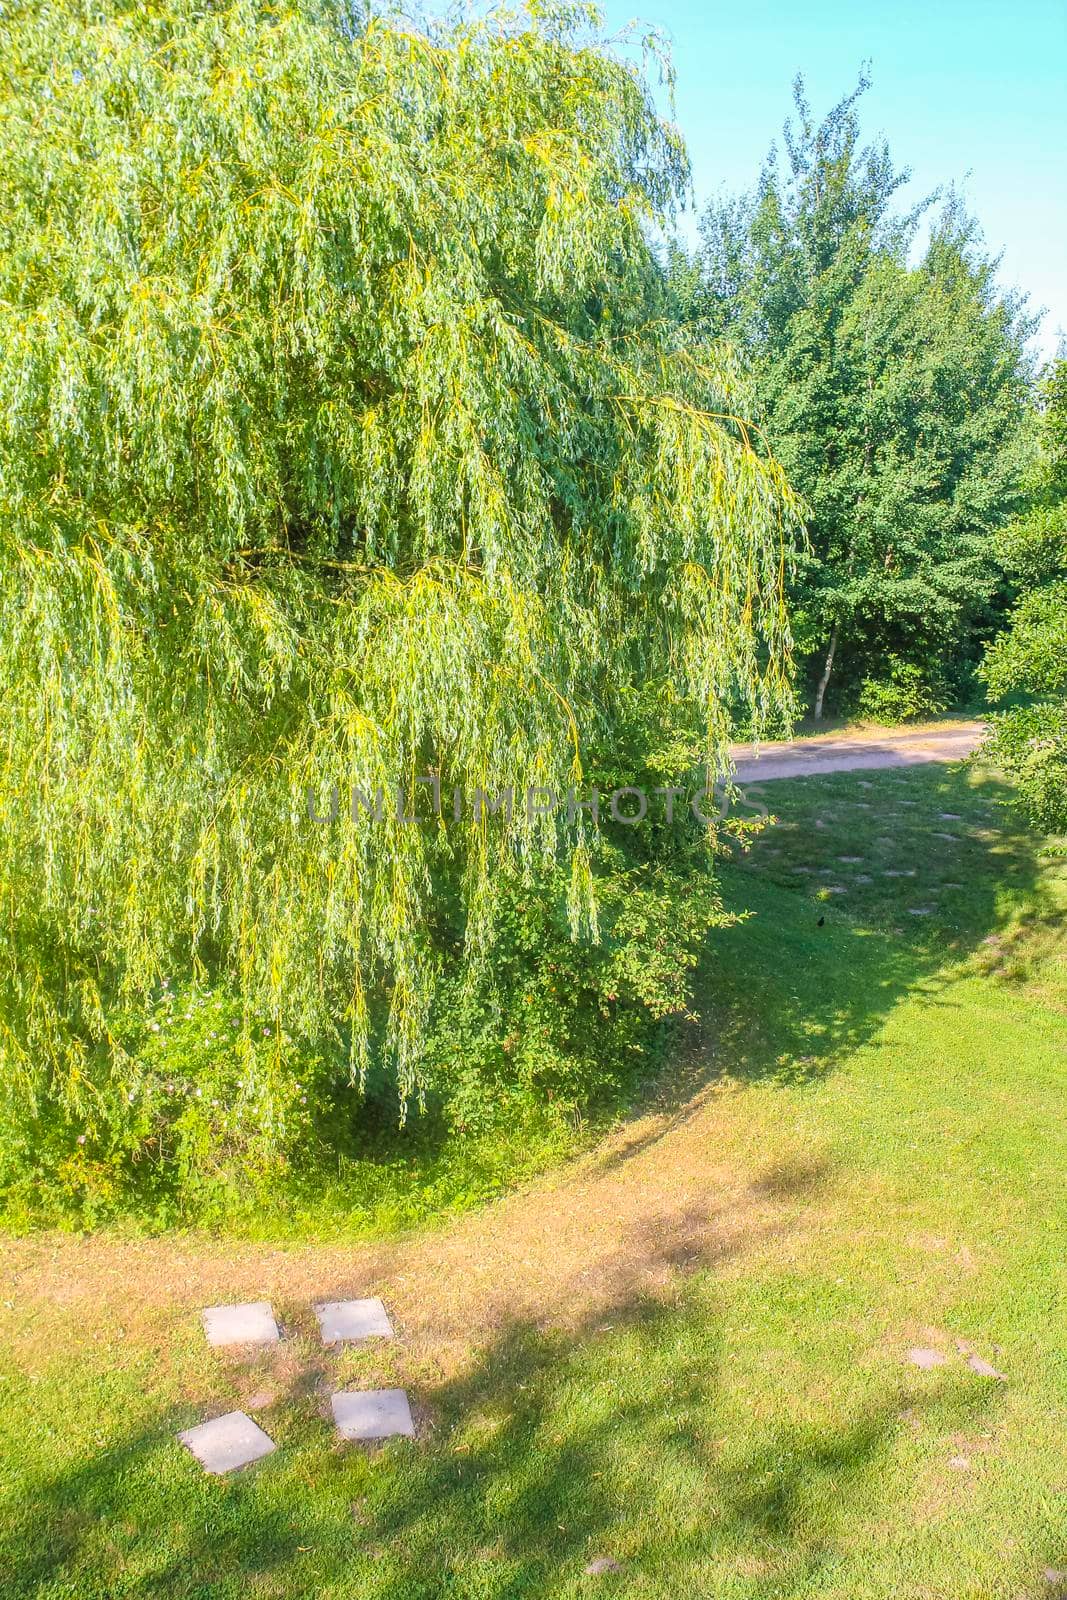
top-left (202, 1301), bottom-right (280, 1347)
top-left (179, 1410), bottom-right (276, 1474)
top-left (331, 1388), bottom-right (415, 1441)
top-left (314, 1297), bottom-right (394, 1344)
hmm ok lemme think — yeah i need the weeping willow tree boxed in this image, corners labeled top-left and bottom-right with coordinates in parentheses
top-left (0, 0), bottom-right (799, 1172)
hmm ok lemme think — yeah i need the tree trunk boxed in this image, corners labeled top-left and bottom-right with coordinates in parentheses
top-left (813, 623), bottom-right (839, 722)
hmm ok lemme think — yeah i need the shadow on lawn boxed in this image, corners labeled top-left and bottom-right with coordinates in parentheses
top-left (2, 1423), bottom-right (306, 1597)
top-left (4, 1143), bottom-right (1008, 1599)
top-left (1, 765), bottom-right (1041, 1596)
top-left (4, 1266), bottom-right (1003, 1600)
top-left (572, 766), bottom-right (1057, 1189)
top-left (690, 765), bottom-right (1046, 1089)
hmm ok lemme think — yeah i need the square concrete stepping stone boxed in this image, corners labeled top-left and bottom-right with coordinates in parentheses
top-left (331, 1388), bottom-right (414, 1441)
top-left (314, 1297), bottom-right (393, 1344)
top-left (202, 1302), bottom-right (280, 1347)
top-left (179, 1411), bottom-right (276, 1474)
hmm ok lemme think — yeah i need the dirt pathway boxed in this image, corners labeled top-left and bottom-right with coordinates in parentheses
top-left (729, 720), bottom-right (984, 782)
top-left (0, 1067), bottom-right (834, 1384)
top-left (7, 730), bottom-right (975, 1383)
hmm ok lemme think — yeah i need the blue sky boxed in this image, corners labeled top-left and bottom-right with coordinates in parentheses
top-left (598, 0), bottom-right (1067, 361)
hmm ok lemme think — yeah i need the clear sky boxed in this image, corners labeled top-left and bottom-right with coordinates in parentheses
top-left (598, 0), bottom-right (1067, 361)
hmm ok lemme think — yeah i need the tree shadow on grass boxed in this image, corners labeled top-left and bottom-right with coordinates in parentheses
top-left (335, 764), bottom-right (1052, 1201)
top-left (1, 1421), bottom-right (305, 1598)
top-left (572, 765), bottom-right (1057, 1187)
top-left (2, 1272), bottom-right (1005, 1600)
top-left (660, 765), bottom-right (1048, 1096)
top-left (2, 1149), bottom-right (1008, 1600)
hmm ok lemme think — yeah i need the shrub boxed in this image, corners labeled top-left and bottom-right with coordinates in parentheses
top-left (855, 658), bottom-right (950, 724)
top-left (978, 361), bottom-right (1067, 831)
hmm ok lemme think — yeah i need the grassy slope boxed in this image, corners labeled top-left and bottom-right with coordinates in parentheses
top-left (1, 762), bottom-right (1065, 1598)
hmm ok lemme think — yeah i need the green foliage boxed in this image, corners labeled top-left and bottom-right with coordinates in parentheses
top-left (854, 657), bottom-right (949, 725)
top-left (689, 77), bottom-right (1034, 717)
top-left (0, 683), bottom-right (749, 1227)
top-left (980, 360), bottom-right (1067, 830)
top-left (0, 0), bottom-right (799, 1202)
top-left (0, 982), bottom-right (331, 1226)
top-left (421, 846), bottom-right (723, 1132)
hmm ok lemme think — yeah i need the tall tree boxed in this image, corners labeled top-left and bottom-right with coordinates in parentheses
top-left (694, 78), bottom-right (1033, 718)
top-left (980, 359), bottom-right (1067, 829)
top-left (0, 1), bottom-right (798, 1153)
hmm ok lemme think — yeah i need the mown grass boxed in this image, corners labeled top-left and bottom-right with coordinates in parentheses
top-left (1, 760), bottom-right (1065, 1597)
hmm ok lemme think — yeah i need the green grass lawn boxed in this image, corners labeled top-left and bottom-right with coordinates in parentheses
top-left (1, 761), bottom-right (1065, 1597)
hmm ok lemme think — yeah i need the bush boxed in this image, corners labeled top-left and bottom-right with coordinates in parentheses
top-left (421, 848), bottom-right (725, 1136)
top-left (0, 852), bottom-right (728, 1227)
top-left (980, 703), bottom-right (1067, 834)
top-left (0, 676), bottom-right (771, 1229)
top-left (0, 985), bottom-right (336, 1227)
top-left (855, 658), bottom-right (950, 724)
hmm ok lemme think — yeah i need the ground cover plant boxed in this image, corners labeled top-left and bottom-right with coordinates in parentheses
top-left (1, 762), bottom-right (1065, 1598)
